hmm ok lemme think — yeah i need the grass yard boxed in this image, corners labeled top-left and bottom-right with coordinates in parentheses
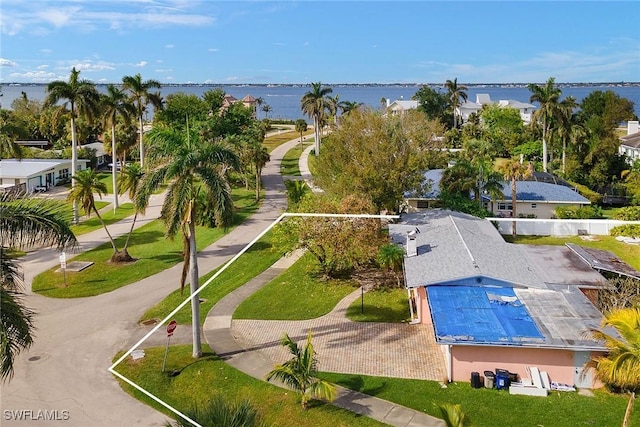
top-left (114, 344), bottom-right (384, 427)
top-left (317, 372), bottom-right (639, 427)
top-left (70, 203), bottom-right (135, 236)
top-left (33, 188), bottom-right (261, 298)
top-left (507, 234), bottom-right (640, 270)
top-left (280, 141), bottom-right (313, 176)
top-left (346, 287), bottom-right (411, 323)
top-left (263, 129), bottom-right (313, 153)
top-left (140, 232), bottom-right (290, 325)
top-left (234, 251), bottom-right (358, 320)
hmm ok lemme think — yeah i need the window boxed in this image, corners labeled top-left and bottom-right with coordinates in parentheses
top-left (497, 202), bottom-right (513, 211)
top-left (531, 203), bottom-right (537, 209)
top-left (416, 200), bottom-right (430, 209)
top-left (59, 168), bottom-right (69, 179)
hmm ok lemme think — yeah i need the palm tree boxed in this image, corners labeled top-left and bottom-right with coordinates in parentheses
top-left (528, 77), bottom-right (562, 173)
top-left (499, 159), bottom-right (532, 238)
top-left (301, 82), bottom-right (333, 156)
top-left (261, 103), bottom-right (272, 119)
top-left (251, 146), bottom-right (270, 202)
top-left (340, 100), bottom-right (363, 117)
top-left (67, 169), bottom-right (134, 262)
top-left (254, 97), bottom-right (264, 119)
top-left (165, 395), bottom-right (266, 427)
top-left (45, 67), bottom-right (100, 224)
top-left (135, 127), bottom-right (239, 358)
top-left (445, 78), bottom-right (468, 129)
top-left (0, 110), bottom-right (24, 160)
top-left (122, 73), bottom-right (163, 168)
top-left (117, 162), bottom-right (144, 252)
top-left (101, 84), bottom-right (136, 212)
top-left (284, 180), bottom-right (309, 206)
top-left (377, 244), bottom-right (404, 287)
top-left (295, 119), bottom-right (308, 152)
top-left (554, 95), bottom-right (578, 175)
top-left (586, 306), bottom-right (640, 427)
top-left (1, 193), bottom-right (76, 381)
top-left (436, 403), bottom-right (473, 427)
top-left (266, 331), bottom-right (336, 410)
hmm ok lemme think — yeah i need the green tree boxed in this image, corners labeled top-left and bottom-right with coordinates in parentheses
top-left (377, 244), bottom-right (404, 287)
top-left (122, 73), bottom-right (163, 168)
top-left (445, 78), bottom-right (468, 129)
top-left (266, 332), bottom-right (336, 410)
top-left (153, 92), bottom-right (206, 130)
top-left (413, 85), bottom-right (449, 124)
top-left (0, 110), bottom-right (24, 159)
top-left (135, 127), bottom-right (239, 358)
top-left (479, 104), bottom-right (525, 156)
top-left (295, 119), bottom-right (308, 151)
top-left (45, 67), bottom-right (100, 223)
top-left (101, 84), bottom-right (136, 212)
top-left (499, 159), bottom-right (532, 238)
top-left (301, 82), bottom-right (333, 156)
top-left (1, 193), bottom-right (76, 381)
top-left (165, 395), bottom-right (266, 427)
top-left (553, 96), bottom-right (578, 175)
top-left (528, 77), bottom-right (562, 173)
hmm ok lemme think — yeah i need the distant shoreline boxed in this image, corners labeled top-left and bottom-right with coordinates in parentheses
top-left (3, 82), bottom-right (640, 88)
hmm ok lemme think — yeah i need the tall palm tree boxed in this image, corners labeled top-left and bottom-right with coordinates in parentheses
top-left (117, 162), bottom-right (144, 251)
top-left (554, 95), bottom-right (578, 175)
top-left (122, 73), bottom-right (163, 168)
top-left (266, 332), bottom-right (336, 410)
top-left (251, 146), bottom-right (270, 202)
top-left (101, 84), bottom-right (136, 212)
top-left (301, 82), bottom-right (333, 156)
top-left (67, 169), bottom-right (133, 262)
top-left (499, 159), bottom-right (532, 238)
top-left (445, 78), bottom-right (468, 129)
top-left (0, 110), bottom-right (24, 160)
top-left (261, 103), bottom-right (272, 119)
top-left (254, 97), bottom-right (264, 119)
top-left (1, 193), bottom-right (76, 381)
top-left (528, 77), bottom-right (562, 173)
top-left (295, 119), bottom-right (308, 151)
top-left (45, 67), bottom-right (100, 224)
top-left (135, 127), bottom-right (239, 358)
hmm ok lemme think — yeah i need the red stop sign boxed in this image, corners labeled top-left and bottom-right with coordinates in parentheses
top-left (166, 320), bottom-right (177, 337)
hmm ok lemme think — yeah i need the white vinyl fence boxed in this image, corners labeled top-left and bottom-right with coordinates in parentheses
top-left (488, 218), bottom-right (640, 236)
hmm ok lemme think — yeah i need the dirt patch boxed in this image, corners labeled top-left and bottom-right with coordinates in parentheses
top-left (351, 267), bottom-right (402, 290)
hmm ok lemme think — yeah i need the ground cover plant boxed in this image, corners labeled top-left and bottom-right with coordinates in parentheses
top-left (32, 188), bottom-right (260, 298)
top-left (114, 345), bottom-right (383, 427)
top-left (317, 372), bottom-right (640, 427)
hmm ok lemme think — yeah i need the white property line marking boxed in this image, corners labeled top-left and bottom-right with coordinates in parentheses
top-left (108, 212), bottom-right (398, 427)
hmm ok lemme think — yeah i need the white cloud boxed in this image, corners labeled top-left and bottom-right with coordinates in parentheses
top-left (165, 44), bottom-right (174, 49)
top-left (134, 61), bottom-right (148, 67)
top-left (0, 58), bottom-right (17, 67)
top-left (8, 69), bottom-right (57, 83)
top-left (72, 61), bottom-right (116, 72)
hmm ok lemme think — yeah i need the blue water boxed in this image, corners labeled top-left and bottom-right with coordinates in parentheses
top-left (2, 83), bottom-right (639, 121)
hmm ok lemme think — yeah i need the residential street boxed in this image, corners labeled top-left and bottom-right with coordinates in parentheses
top-left (1, 137), bottom-right (295, 426)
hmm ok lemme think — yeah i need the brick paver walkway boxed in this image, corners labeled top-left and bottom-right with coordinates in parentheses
top-left (232, 289), bottom-right (448, 381)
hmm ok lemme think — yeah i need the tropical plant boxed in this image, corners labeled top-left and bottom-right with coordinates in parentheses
top-left (436, 403), bottom-right (473, 427)
top-left (499, 159), bottom-right (532, 238)
top-left (294, 119), bottom-right (308, 151)
top-left (377, 244), bottom-right (405, 287)
top-left (0, 110), bottom-right (24, 159)
top-left (445, 78), bottom-right (468, 129)
top-left (553, 95), bottom-right (578, 175)
top-left (528, 77), bottom-right (562, 172)
top-left (117, 162), bottom-right (144, 251)
top-left (265, 331), bottom-right (336, 410)
top-left (250, 145), bottom-right (269, 202)
top-left (0, 193), bottom-right (76, 381)
top-left (165, 395), bottom-right (266, 427)
top-left (122, 73), bottom-right (163, 168)
top-left (261, 103), bottom-right (272, 119)
top-left (45, 67), bottom-right (100, 223)
top-left (135, 127), bottom-right (239, 358)
top-left (301, 82), bottom-right (333, 156)
top-left (100, 84), bottom-right (136, 211)
top-left (284, 180), bottom-right (309, 206)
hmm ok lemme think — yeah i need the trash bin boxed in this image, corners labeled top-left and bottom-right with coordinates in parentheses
top-left (495, 372), bottom-right (510, 390)
top-left (484, 370), bottom-right (495, 388)
top-left (470, 371), bottom-right (482, 389)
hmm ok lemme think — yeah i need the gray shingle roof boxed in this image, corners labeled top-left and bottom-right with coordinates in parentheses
top-left (490, 180), bottom-right (591, 204)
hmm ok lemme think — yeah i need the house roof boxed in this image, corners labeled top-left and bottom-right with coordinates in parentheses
top-left (0, 158), bottom-right (85, 179)
top-left (620, 132), bottom-right (640, 149)
top-left (498, 99), bottom-right (536, 109)
top-left (241, 94), bottom-right (256, 102)
top-left (388, 100), bottom-right (418, 110)
top-left (390, 209), bottom-right (606, 350)
top-left (488, 180), bottom-right (591, 204)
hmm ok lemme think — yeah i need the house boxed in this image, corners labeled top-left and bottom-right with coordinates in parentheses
top-left (456, 94), bottom-right (536, 125)
top-left (405, 169), bottom-right (590, 219)
top-left (485, 180), bottom-right (591, 219)
top-left (83, 142), bottom-right (107, 167)
top-left (389, 210), bottom-right (607, 388)
top-left (0, 158), bottom-right (88, 192)
top-left (386, 99), bottom-right (419, 116)
top-left (618, 121), bottom-right (640, 164)
top-left (220, 94), bottom-right (258, 118)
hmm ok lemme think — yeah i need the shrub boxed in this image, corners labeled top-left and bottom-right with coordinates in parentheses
top-left (613, 206), bottom-right (640, 221)
top-left (610, 224), bottom-right (640, 238)
top-left (555, 205), bottom-right (604, 219)
top-left (566, 180), bottom-right (603, 204)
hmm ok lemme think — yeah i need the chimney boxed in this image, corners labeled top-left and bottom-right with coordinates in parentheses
top-left (628, 121), bottom-right (639, 136)
top-left (406, 230), bottom-right (417, 257)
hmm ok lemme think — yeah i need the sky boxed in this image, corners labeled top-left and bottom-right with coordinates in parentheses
top-left (1, 0), bottom-right (639, 85)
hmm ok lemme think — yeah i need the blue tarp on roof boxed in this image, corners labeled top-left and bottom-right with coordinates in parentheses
top-left (427, 285), bottom-right (544, 345)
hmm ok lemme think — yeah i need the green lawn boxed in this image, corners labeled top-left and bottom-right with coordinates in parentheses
top-left (280, 141), bottom-right (313, 176)
top-left (234, 251), bottom-right (358, 320)
top-left (317, 372), bottom-right (639, 427)
top-left (33, 188), bottom-right (261, 298)
top-left (263, 130), bottom-right (313, 153)
top-left (70, 203), bottom-right (135, 236)
top-left (346, 287), bottom-right (411, 323)
top-left (506, 234), bottom-right (640, 270)
top-left (114, 344), bottom-right (384, 427)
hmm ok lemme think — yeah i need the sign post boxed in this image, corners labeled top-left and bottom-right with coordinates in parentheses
top-left (59, 252), bottom-right (67, 287)
top-left (162, 320), bottom-right (177, 372)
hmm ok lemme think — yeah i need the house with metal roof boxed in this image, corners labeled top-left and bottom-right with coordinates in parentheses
top-left (389, 209), bottom-right (607, 388)
top-left (0, 158), bottom-right (88, 192)
top-left (618, 121), bottom-right (640, 164)
top-left (456, 94), bottom-right (536, 124)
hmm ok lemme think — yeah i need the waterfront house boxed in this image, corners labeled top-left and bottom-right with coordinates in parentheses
top-left (457, 94), bottom-right (536, 125)
top-left (0, 158), bottom-right (88, 192)
top-left (618, 121), bottom-right (640, 164)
